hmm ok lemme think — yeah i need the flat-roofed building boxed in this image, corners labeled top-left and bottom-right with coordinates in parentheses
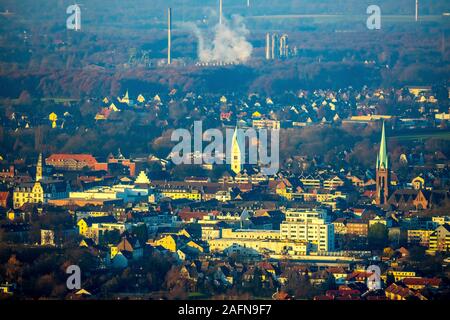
top-left (208, 228), bottom-right (308, 256)
top-left (280, 209), bottom-right (334, 252)
top-left (407, 229), bottom-right (433, 247)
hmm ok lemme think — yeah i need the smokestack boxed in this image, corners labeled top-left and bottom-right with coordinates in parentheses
top-left (280, 34), bottom-right (288, 58)
top-left (168, 7), bottom-right (172, 65)
top-left (442, 31), bottom-right (446, 56)
top-left (271, 34), bottom-right (278, 60)
top-left (219, 0), bottom-right (223, 25)
top-left (415, 0), bottom-right (419, 22)
top-left (265, 33), bottom-right (271, 60)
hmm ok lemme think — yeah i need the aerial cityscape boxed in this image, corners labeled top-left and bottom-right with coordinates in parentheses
top-left (0, 0), bottom-right (449, 306)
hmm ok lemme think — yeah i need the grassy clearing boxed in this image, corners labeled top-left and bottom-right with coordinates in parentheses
top-left (391, 131), bottom-right (450, 141)
top-left (40, 98), bottom-right (80, 103)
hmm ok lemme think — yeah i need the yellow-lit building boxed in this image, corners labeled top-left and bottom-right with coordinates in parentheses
top-left (411, 176), bottom-right (426, 190)
top-left (77, 219), bottom-right (89, 237)
top-left (77, 216), bottom-right (123, 242)
top-left (13, 154), bottom-right (69, 209)
top-left (137, 94), bottom-right (145, 103)
top-left (323, 176), bottom-right (345, 190)
top-left (385, 271), bottom-right (416, 282)
top-left (150, 233), bottom-right (204, 255)
top-left (407, 229), bottom-right (433, 247)
top-left (428, 224), bottom-right (450, 253)
top-left (252, 119), bottom-right (280, 130)
top-left (385, 283), bottom-right (427, 300)
top-left (208, 228), bottom-right (309, 256)
top-left (13, 182), bottom-right (44, 209)
top-left (156, 186), bottom-right (202, 201)
top-left (153, 234), bottom-right (178, 252)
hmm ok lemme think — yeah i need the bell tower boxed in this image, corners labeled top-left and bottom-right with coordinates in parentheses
top-left (376, 122), bottom-right (389, 205)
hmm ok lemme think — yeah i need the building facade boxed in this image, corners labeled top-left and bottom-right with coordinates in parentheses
top-left (280, 209), bottom-right (335, 252)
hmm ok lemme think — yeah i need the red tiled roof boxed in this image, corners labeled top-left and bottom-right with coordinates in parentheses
top-left (327, 267), bottom-right (347, 274)
top-left (273, 291), bottom-right (292, 300)
top-left (46, 154), bottom-right (98, 164)
top-left (258, 261), bottom-right (275, 271)
top-left (403, 277), bottom-right (441, 287)
top-left (326, 289), bottom-right (361, 297)
top-left (385, 283), bottom-right (423, 299)
top-left (0, 191), bottom-right (9, 201)
top-left (346, 271), bottom-right (372, 281)
top-left (363, 190), bottom-right (376, 197)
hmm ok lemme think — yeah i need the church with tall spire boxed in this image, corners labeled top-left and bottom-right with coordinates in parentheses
top-left (375, 122), bottom-right (390, 205)
top-left (13, 153), bottom-right (70, 209)
top-left (230, 127), bottom-right (242, 175)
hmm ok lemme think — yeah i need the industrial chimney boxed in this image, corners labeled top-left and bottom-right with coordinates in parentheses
top-left (271, 34), bottom-right (278, 60)
top-left (168, 7), bottom-right (172, 65)
top-left (415, 0), bottom-right (419, 22)
top-left (219, 0), bottom-right (223, 25)
top-left (265, 33), bottom-right (271, 60)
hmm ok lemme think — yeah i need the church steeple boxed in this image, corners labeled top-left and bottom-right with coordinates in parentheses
top-left (231, 126), bottom-right (242, 175)
top-left (376, 121), bottom-right (388, 170)
top-left (375, 122), bottom-right (390, 205)
top-left (36, 153), bottom-right (43, 182)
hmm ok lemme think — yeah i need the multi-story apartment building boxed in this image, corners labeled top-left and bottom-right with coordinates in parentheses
top-left (346, 220), bottom-right (369, 237)
top-left (428, 224), bottom-right (450, 253)
top-left (252, 119), bottom-right (281, 130)
top-left (407, 229), bottom-right (434, 247)
top-left (299, 175), bottom-right (322, 188)
top-left (280, 209), bottom-right (334, 252)
top-left (153, 185), bottom-right (202, 201)
top-left (323, 176), bottom-right (345, 190)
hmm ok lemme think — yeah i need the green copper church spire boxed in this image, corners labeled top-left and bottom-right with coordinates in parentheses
top-left (376, 121), bottom-right (388, 170)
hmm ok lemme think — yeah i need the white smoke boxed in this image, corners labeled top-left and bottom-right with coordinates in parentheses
top-left (192, 15), bottom-right (253, 64)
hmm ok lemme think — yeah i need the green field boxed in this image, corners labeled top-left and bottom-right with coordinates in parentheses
top-left (40, 98), bottom-right (80, 103)
top-left (391, 131), bottom-right (450, 142)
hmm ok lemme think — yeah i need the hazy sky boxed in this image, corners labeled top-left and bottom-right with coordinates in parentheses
top-left (1, 0), bottom-right (449, 19)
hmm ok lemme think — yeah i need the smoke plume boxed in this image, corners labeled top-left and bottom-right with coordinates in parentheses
top-left (193, 15), bottom-right (253, 64)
